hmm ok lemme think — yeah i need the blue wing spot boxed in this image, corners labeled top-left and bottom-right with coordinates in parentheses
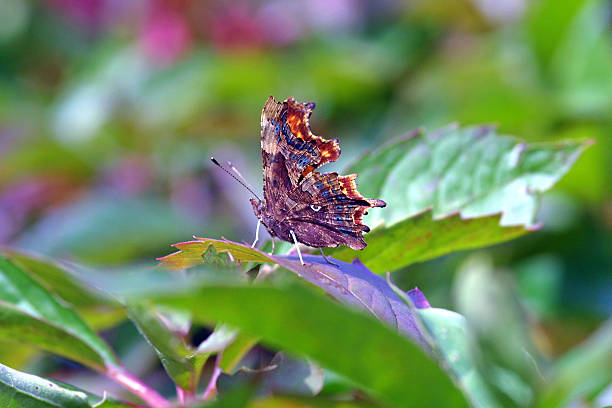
top-left (290, 153), bottom-right (299, 160)
top-left (282, 123), bottom-right (292, 137)
top-left (298, 156), bottom-right (310, 166)
top-left (321, 190), bottom-right (330, 198)
top-left (335, 205), bottom-right (343, 211)
top-left (336, 226), bottom-right (353, 235)
top-left (315, 182), bottom-right (324, 189)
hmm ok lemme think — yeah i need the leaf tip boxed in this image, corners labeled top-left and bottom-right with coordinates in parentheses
top-left (406, 287), bottom-right (431, 309)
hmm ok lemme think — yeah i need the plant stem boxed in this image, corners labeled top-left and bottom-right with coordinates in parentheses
top-left (176, 385), bottom-right (196, 405)
top-left (202, 353), bottom-right (223, 400)
top-left (106, 365), bottom-right (171, 408)
top-left (176, 386), bottom-right (185, 405)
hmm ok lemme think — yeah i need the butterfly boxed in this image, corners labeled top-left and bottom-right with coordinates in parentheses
top-left (245, 96), bottom-right (386, 264)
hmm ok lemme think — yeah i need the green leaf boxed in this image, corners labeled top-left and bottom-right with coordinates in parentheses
top-left (128, 301), bottom-right (240, 391)
top-left (0, 363), bottom-right (133, 408)
top-left (331, 211), bottom-right (528, 274)
top-left (526, 0), bottom-right (591, 69)
top-left (157, 238), bottom-right (272, 270)
top-left (331, 125), bottom-right (590, 272)
top-left (551, 0), bottom-right (612, 118)
top-left (0, 362), bottom-right (90, 408)
top-left (0, 249), bottom-right (117, 308)
top-left (194, 324), bottom-right (239, 373)
top-left (127, 302), bottom-right (196, 391)
top-left (453, 255), bottom-right (544, 407)
top-left (0, 249), bottom-right (124, 330)
top-left (159, 238), bottom-right (428, 346)
top-left (537, 319), bottom-right (612, 408)
top-left (0, 256), bottom-right (119, 370)
top-left (418, 308), bottom-right (500, 408)
top-left (148, 283), bottom-right (469, 407)
top-left (219, 332), bottom-right (259, 374)
top-left (129, 299), bottom-right (249, 389)
top-left (386, 276), bottom-right (502, 408)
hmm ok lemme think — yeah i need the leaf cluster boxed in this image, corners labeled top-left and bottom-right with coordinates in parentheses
top-left (1, 125), bottom-right (606, 408)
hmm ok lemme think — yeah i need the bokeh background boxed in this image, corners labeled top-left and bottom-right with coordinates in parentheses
top-left (1, 0), bottom-right (611, 400)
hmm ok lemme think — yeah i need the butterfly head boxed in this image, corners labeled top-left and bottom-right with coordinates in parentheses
top-left (250, 198), bottom-right (266, 220)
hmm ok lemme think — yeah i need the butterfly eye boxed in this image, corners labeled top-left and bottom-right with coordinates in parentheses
top-left (310, 204), bottom-right (322, 212)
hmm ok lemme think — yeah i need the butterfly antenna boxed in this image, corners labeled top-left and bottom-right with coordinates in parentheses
top-left (227, 160), bottom-right (257, 192)
top-left (210, 157), bottom-right (262, 201)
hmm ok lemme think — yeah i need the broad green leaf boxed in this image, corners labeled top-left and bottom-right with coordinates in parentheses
top-left (0, 340), bottom-right (37, 374)
top-left (0, 302), bottom-right (108, 370)
top-left (0, 249), bottom-right (124, 330)
top-left (148, 283), bottom-right (469, 407)
top-left (127, 302), bottom-right (196, 391)
top-left (453, 255), bottom-right (544, 407)
top-left (387, 277), bottom-right (502, 408)
top-left (0, 362), bottom-right (90, 408)
top-left (159, 238), bottom-right (427, 346)
top-left (330, 211), bottom-right (528, 274)
top-left (537, 319), bottom-right (612, 408)
top-left (331, 125), bottom-right (590, 271)
top-left (0, 249), bottom-right (117, 308)
top-left (418, 308), bottom-right (500, 408)
top-left (0, 256), bottom-right (119, 370)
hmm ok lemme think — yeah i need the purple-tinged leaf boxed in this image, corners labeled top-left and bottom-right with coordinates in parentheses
top-left (148, 284), bottom-right (468, 407)
top-left (407, 287), bottom-right (431, 309)
top-left (159, 238), bottom-right (428, 347)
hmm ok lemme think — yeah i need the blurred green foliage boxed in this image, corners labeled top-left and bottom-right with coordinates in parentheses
top-left (0, 0), bottom-right (611, 406)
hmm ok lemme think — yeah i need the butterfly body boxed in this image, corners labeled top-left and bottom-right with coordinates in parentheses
top-left (253, 96), bottom-right (385, 250)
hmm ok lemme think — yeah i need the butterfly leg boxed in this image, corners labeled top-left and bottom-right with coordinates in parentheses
top-left (319, 248), bottom-right (338, 266)
top-left (289, 230), bottom-right (305, 265)
top-left (252, 218), bottom-right (261, 248)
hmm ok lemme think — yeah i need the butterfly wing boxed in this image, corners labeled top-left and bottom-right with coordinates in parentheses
top-left (260, 96), bottom-right (341, 190)
top-left (286, 171), bottom-right (386, 249)
top-left (259, 96), bottom-right (385, 250)
top-left (260, 96), bottom-right (293, 208)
